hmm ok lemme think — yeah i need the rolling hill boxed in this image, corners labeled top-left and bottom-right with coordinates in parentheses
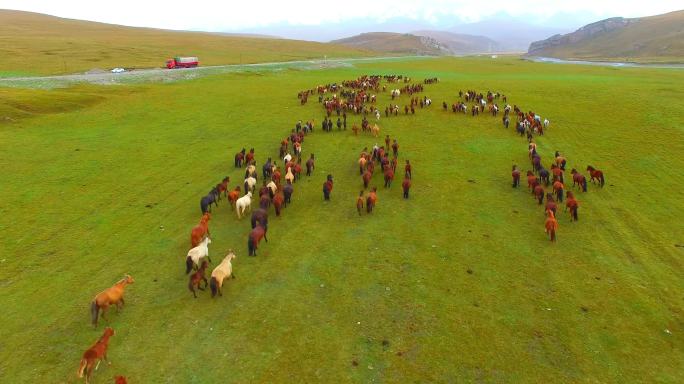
top-left (412, 30), bottom-right (502, 54)
top-left (527, 10), bottom-right (684, 62)
top-left (0, 10), bottom-right (373, 75)
top-left (331, 32), bottom-right (445, 55)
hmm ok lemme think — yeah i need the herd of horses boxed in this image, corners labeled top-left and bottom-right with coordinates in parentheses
top-left (75, 72), bottom-right (610, 382)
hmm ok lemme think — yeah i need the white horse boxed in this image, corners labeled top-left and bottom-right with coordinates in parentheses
top-left (236, 192), bottom-right (252, 219)
top-left (285, 167), bottom-right (295, 184)
top-left (391, 89), bottom-right (400, 98)
top-left (425, 98), bottom-right (432, 106)
top-left (375, 110), bottom-right (380, 120)
top-left (209, 251), bottom-right (236, 297)
top-left (283, 153), bottom-right (292, 163)
top-left (244, 176), bottom-right (256, 193)
top-left (185, 237), bottom-right (211, 274)
top-left (543, 119), bottom-right (550, 129)
top-left (246, 164), bottom-right (256, 178)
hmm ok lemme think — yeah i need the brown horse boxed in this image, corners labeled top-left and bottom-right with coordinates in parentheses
top-left (190, 212), bottom-right (210, 247)
top-left (533, 184), bottom-right (545, 205)
top-left (115, 376), bottom-right (128, 384)
top-left (188, 260), bottom-right (209, 298)
top-left (545, 210), bottom-right (558, 242)
top-left (366, 187), bottom-right (378, 213)
top-left (273, 192), bottom-right (284, 216)
top-left (512, 165), bottom-right (521, 188)
top-left (248, 224), bottom-right (267, 256)
top-left (384, 167), bottom-right (394, 188)
top-left (91, 275), bottom-right (134, 327)
top-left (526, 171), bottom-right (537, 190)
top-left (570, 169), bottom-right (588, 192)
top-left (77, 327), bottom-right (114, 384)
top-left (545, 193), bottom-right (557, 215)
top-left (362, 170), bottom-right (372, 189)
top-left (586, 165), bottom-right (605, 187)
top-left (566, 191), bottom-right (579, 221)
top-left (356, 191), bottom-right (364, 215)
top-left (228, 186), bottom-right (241, 209)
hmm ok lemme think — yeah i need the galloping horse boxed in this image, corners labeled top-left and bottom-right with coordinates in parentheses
top-left (356, 191), bottom-right (364, 215)
top-left (384, 167), bottom-right (394, 187)
top-left (533, 184), bottom-right (545, 205)
top-left (188, 260), bottom-right (209, 298)
top-left (362, 170), bottom-right (372, 189)
top-left (273, 192), bottom-right (284, 216)
top-left (248, 224), bottom-right (267, 256)
top-left (244, 176), bottom-right (257, 194)
top-left (185, 236), bottom-right (211, 274)
top-left (371, 124), bottom-right (380, 137)
top-left (251, 208), bottom-right (268, 233)
top-left (570, 169), bottom-right (588, 192)
top-left (77, 327), bottom-right (115, 384)
top-left (527, 171), bottom-right (538, 190)
top-left (190, 212), bottom-right (210, 247)
top-left (210, 251), bottom-right (236, 298)
top-left (512, 165), bottom-right (521, 188)
top-left (90, 275), bottom-right (134, 327)
top-left (586, 165), bottom-right (605, 187)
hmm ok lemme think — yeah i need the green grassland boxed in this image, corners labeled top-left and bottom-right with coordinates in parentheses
top-left (1, 57), bottom-right (683, 383)
top-left (0, 10), bottom-right (373, 76)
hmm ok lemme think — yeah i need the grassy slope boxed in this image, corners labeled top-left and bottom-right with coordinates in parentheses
top-left (332, 33), bottom-right (441, 55)
top-left (533, 10), bottom-right (684, 63)
top-left (0, 10), bottom-right (373, 76)
top-left (0, 57), bottom-right (683, 383)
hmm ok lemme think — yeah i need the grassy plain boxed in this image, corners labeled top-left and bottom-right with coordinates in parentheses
top-left (0, 56), bottom-right (683, 383)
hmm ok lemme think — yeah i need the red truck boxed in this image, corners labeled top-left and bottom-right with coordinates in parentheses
top-left (166, 57), bottom-right (199, 69)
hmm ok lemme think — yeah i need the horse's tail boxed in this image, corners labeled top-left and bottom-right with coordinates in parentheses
top-left (77, 358), bottom-right (88, 378)
top-left (600, 173), bottom-right (605, 187)
top-left (185, 256), bottom-right (193, 274)
top-left (210, 277), bottom-right (218, 298)
top-left (90, 301), bottom-right (99, 327)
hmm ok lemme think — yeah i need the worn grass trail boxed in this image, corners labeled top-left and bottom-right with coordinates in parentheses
top-left (0, 57), bottom-right (682, 382)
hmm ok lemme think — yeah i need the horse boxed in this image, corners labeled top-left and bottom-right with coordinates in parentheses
top-left (77, 327), bottom-right (114, 384)
top-left (251, 208), bottom-right (268, 233)
top-left (545, 193), bottom-right (557, 216)
top-left (115, 376), bottom-right (128, 384)
top-left (586, 165), bottom-right (605, 187)
top-left (273, 192), bottom-right (284, 216)
top-left (283, 181), bottom-right (293, 206)
top-left (218, 177), bottom-right (230, 199)
top-left (228, 186), bottom-right (241, 209)
top-left (356, 191), bottom-right (364, 215)
top-left (545, 210), bottom-right (558, 242)
top-left (371, 124), bottom-right (380, 137)
top-left (539, 167), bottom-right (550, 186)
top-left (362, 170), bottom-right (372, 189)
top-left (285, 167), bottom-right (295, 184)
top-left (190, 212), bottom-right (210, 248)
top-left (570, 169), bottom-right (588, 192)
top-left (234, 149), bottom-right (245, 168)
top-left (533, 184), bottom-right (545, 205)
top-left (565, 191), bottom-right (579, 221)
top-left (188, 260), bottom-right (209, 298)
top-left (210, 251), bottom-right (236, 298)
top-left (306, 155), bottom-right (315, 176)
top-left (553, 180), bottom-right (564, 203)
top-left (90, 275), bottom-right (134, 327)
top-left (526, 171), bottom-right (537, 190)
top-left (200, 192), bottom-right (217, 214)
top-left (185, 236), bottom-right (211, 274)
top-left (248, 224), bottom-right (267, 256)
top-left (512, 166), bottom-right (521, 188)
top-left (366, 187), bottom-right (378, 213)
top-left (384, 167), bottom-right (394, 188)
top-left (259, 193), bottom-right (271, 210)
top-left (236, 192), bottom-right (252, 219)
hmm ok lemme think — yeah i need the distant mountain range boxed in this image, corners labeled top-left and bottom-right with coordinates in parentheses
top-left (527, 10), bottom-right (684, 62)
top-left (331, 33), bottom-right (445, 55)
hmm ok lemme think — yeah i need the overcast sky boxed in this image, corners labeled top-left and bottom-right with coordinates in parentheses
top-left (2, 0), bottom-right (681, 32)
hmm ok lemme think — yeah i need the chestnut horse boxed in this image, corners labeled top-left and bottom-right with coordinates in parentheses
top-left (77, 327), bottom-right (115, 384)
top-left (366, 187), bottom-right (378, 213)
top-left (586, 165), bottom-right (605, 187)
top-left (356, 191), bottom-right (364, 215)
top-left (248, 224), bottom-right (267, 256)
top-left (384, 167), bottom-right (394, 188)
top-left (570, 169), bottom-right (588, 192)
top-left (566, 191), bottom-right (579, 221)
top-left (273, 192), bottom-right (284, 216)
top-left (526, 171), bottom-right (537, 190)
top-left (362, 170), bottom-right (372, 189)
top-left (190, 212), bottom-right (210, 248)
top-left (188, 260), bottom-right (209, 298)
top-left (91, 275), bottom-right (134, 327)
top-left (545, 210), bottom-right (558, 242)
top-left (228, 186), bottom-right (241, 209)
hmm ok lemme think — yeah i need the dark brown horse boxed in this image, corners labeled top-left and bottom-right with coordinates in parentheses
top-left (188, 260), bottom-right (209, 298)
top-left (586, 165), bottom-right (605, 187)
top-left (248, 224), bottom-right (267, 256)
top-left (571, 169), bottom-right (588, 192)
top-left (366, 187), bottom-right (378, 213)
